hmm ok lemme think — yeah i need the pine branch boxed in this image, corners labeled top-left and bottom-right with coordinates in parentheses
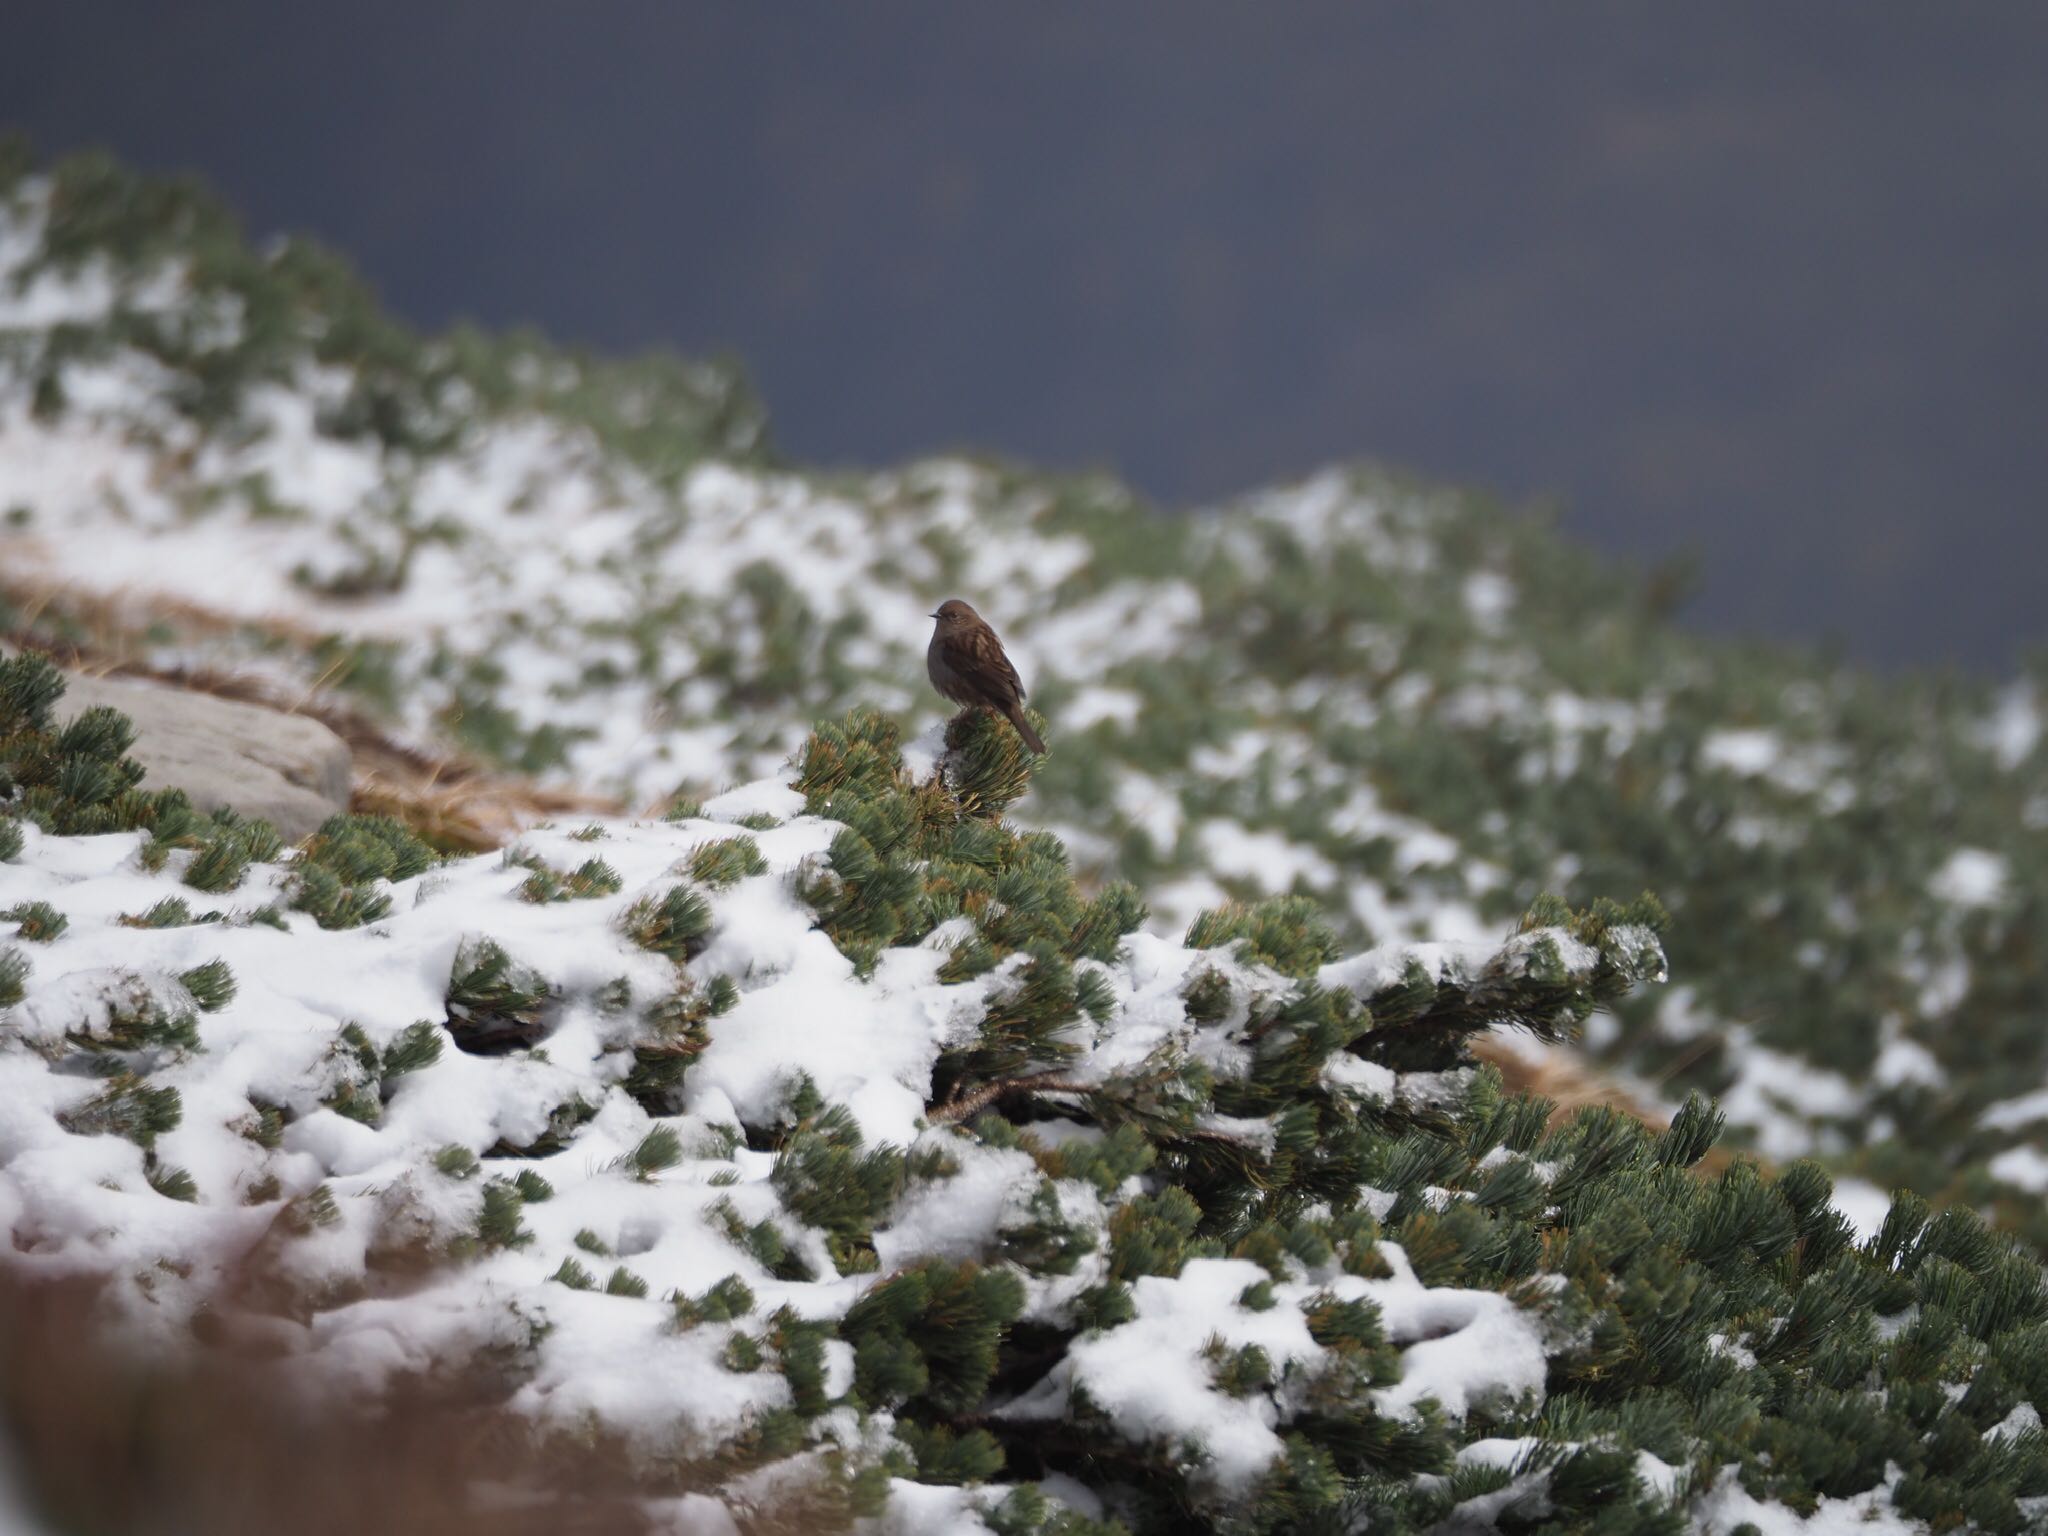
top-left (928, 1070), bottom-right (1091, 1124)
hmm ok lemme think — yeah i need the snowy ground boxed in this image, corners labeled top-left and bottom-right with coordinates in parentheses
top-left (6, 153), bottom-right (2048, 1536)
top-left (5, 174), bottom-right (2043, 1202)
top-left (4, 763), bottom-right (1640, 1526)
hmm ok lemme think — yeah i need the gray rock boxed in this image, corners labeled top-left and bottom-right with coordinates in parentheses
top-left (46, 666), bottom-right (352, 842)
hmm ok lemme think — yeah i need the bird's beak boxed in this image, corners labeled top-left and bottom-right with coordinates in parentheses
top-left (928, 611), bottom-right (938, 618)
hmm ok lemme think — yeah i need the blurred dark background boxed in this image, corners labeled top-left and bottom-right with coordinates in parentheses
top-left (7, 2), bottom-right (2046, 669)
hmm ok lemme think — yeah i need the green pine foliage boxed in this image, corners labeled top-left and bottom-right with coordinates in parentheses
top-left (443, 936), bottom-right (556, 1052)
top-left (0, 659), bottom-right (284, 915)
top-left (674, 1274), bottom-right (758, 1328)
top-left (433, 1144), bottom-right (481, 1180)
top-left (748, 714), bottom-right (2048, 1531)
top-left (770, 1103), bottom-right (906, 1274)
top-left (315, 1018), bottom-right (453, 1126)
top-left (605, 1267), bottom-right (651, 1299)
top-left (614, 855), bottom-right (735, 1108)
top-left (841, 1261), bottom-right (1026, 1417)
top-left (1, 146), bottom-right (766, 482)
top-left (513, 1167), bottom-right (554, 1203)
top-left (12, 145), bottom-right (2047, 1267)
top-left (898, 1420), bottom-right (1008, 1486)
top-left (3, 900), bottom-right (67, 942)
top-left (477, 1178), bottom-right (532, 1249)
top-left (175, 815), bottom-right (284, 893)
top-left (514, 852), bottom-right (623, 903)
top-left (1, 677), bottom-right (2041, 1528)
top-left (278, 1184), bottom-right (341, 1236)
top-left (687, 835), bottom-right (769, 888)
top-left (119, 896), bottom-right (212, 928)
top-left (59, 981), bottom-right (203, 1055)
top-left (794, 706), bottom-right (1147, 1001)
top-left (552, 1256), bottom-right (595, 1291)
top-left (146, 1164), bottom-right (200, 1202)
top-left (626, 1125), bottom-right (684, 1180)
top-left (59, 1073), bottom-right (181, 1150)
top-left (0, 946), bottom-right (27, 1010)
top-left (11, 148), bottom-right (2048, 1533)
top-left (620, 885), bottom-right (713, 963)
top-left (1185, 896), bottom-right (1340, 978)
top-left (1, 654), bottom-right (167, 837)
top-left (176, 958), bottom-right (237, 1012)
top-left (289, 813), bottom-right (438, 929)
top-left (942, 706), bottom-right (1044, 821)
top-left (619, 982), bottom-right (720, 1114)
top-left (380, 1020), bottom-right (445, 1079)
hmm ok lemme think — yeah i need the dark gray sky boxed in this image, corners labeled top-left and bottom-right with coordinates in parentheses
top-left (7, 3), bottom-right (2048, 669)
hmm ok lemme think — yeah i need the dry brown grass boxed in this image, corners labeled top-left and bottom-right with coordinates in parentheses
top-left (0, 1254), bottom-right (869, 1536)
top-left (1469, 1035), bottom-right (1667, 1128)
top-left (0, 543), bottom-right (326, 650)
top-left (1473, 1034), bottom-right (1746, 1174)
top-left (0, 1274), bottom-right (666, 1536)
top-left (2, 572), bottom-right (620, 852)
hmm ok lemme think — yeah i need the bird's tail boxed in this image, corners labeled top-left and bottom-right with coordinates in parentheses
top-left (1006, 704), bottom-right (1047, 755)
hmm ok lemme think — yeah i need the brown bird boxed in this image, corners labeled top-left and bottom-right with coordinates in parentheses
top-left (927, 598), bottom-right (1047, 754)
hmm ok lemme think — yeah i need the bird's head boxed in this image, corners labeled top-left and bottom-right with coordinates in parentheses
top-left (931, 598), bottom-right (980, 629)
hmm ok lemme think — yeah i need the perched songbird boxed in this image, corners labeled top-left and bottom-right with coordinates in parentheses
top-left (926, 599), bottom-right (1047, 754)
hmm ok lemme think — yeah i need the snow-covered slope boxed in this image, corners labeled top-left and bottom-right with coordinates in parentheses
top-left (4, 158), bottom-right (2044, 1237)
top-left (3, 224), bottom-right (2047, 1519)
top-left (0, 702), bottom-right (1680, 1529)
top-left (6, 674), bottom-right (2042, 1533)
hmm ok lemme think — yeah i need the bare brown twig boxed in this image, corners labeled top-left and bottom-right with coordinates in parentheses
top-left (928, 1071), bottom-right (1091, 1123)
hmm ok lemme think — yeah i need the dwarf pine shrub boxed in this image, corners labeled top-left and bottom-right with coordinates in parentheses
top-left (759, 710), bottom-right (2048, 1533)
top-left (8, 142), bottom-right (2048, 1530)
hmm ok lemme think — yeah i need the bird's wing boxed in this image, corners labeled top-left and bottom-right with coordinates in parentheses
top-left (969, 625), bottom-right (1027, 702)
top-left (937, 626), bottom-right (1023, 708)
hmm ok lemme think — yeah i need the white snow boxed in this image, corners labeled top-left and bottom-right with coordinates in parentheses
top-left (1462, 571), bottom-right (1516, 629)
top-left (1327, 783), bottom-right (1465, 874)
top-left (1195, 819), bottom-right (1337, 894)
top-left (1988, 1402), bottom-right (2042, 1445)
top-left (1700, 729), bottom-right (1782, 777)
top-left (1871, 1034), bottom-right (1945, 1092)
top-left (1063, 687), bottom-right (1144, 732)
top-left (1692, 1463), bottom-right (1922, 1535)
top-left (1715, 1036), bottom-right (1864, 1164)
top-left (1429, 1437), bottom-right (1550, 1525)
top-left (1975, 686), bottom-right (2042, 771)
top-left (0, 189), bottom-right (186, 331)
top-left (1928, 847), bottom-right (2009, 910)
top-left (1111, 771), bottom-right (1184, 858)
top-left (1829, 1179), bottom-right (1893, 1242)
top-left (1988, 1146), bottom-right (2048, 1195)
top-left (1003, 1258), bottom-right (1321, 1494)
top-left (0, 773), bottom-right (1580, 1522)
top-left (1004, 1249), bottom-right (1550, 1497)
top-left (1360, 1253), bottom-right (1550, 1421)
top-left (1981, 1088), bottom-right (2048, 1133)
top-left (699, 782), bottom-right (806, 824)
top-left (3, 164), bottom-right (2040, 1532)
